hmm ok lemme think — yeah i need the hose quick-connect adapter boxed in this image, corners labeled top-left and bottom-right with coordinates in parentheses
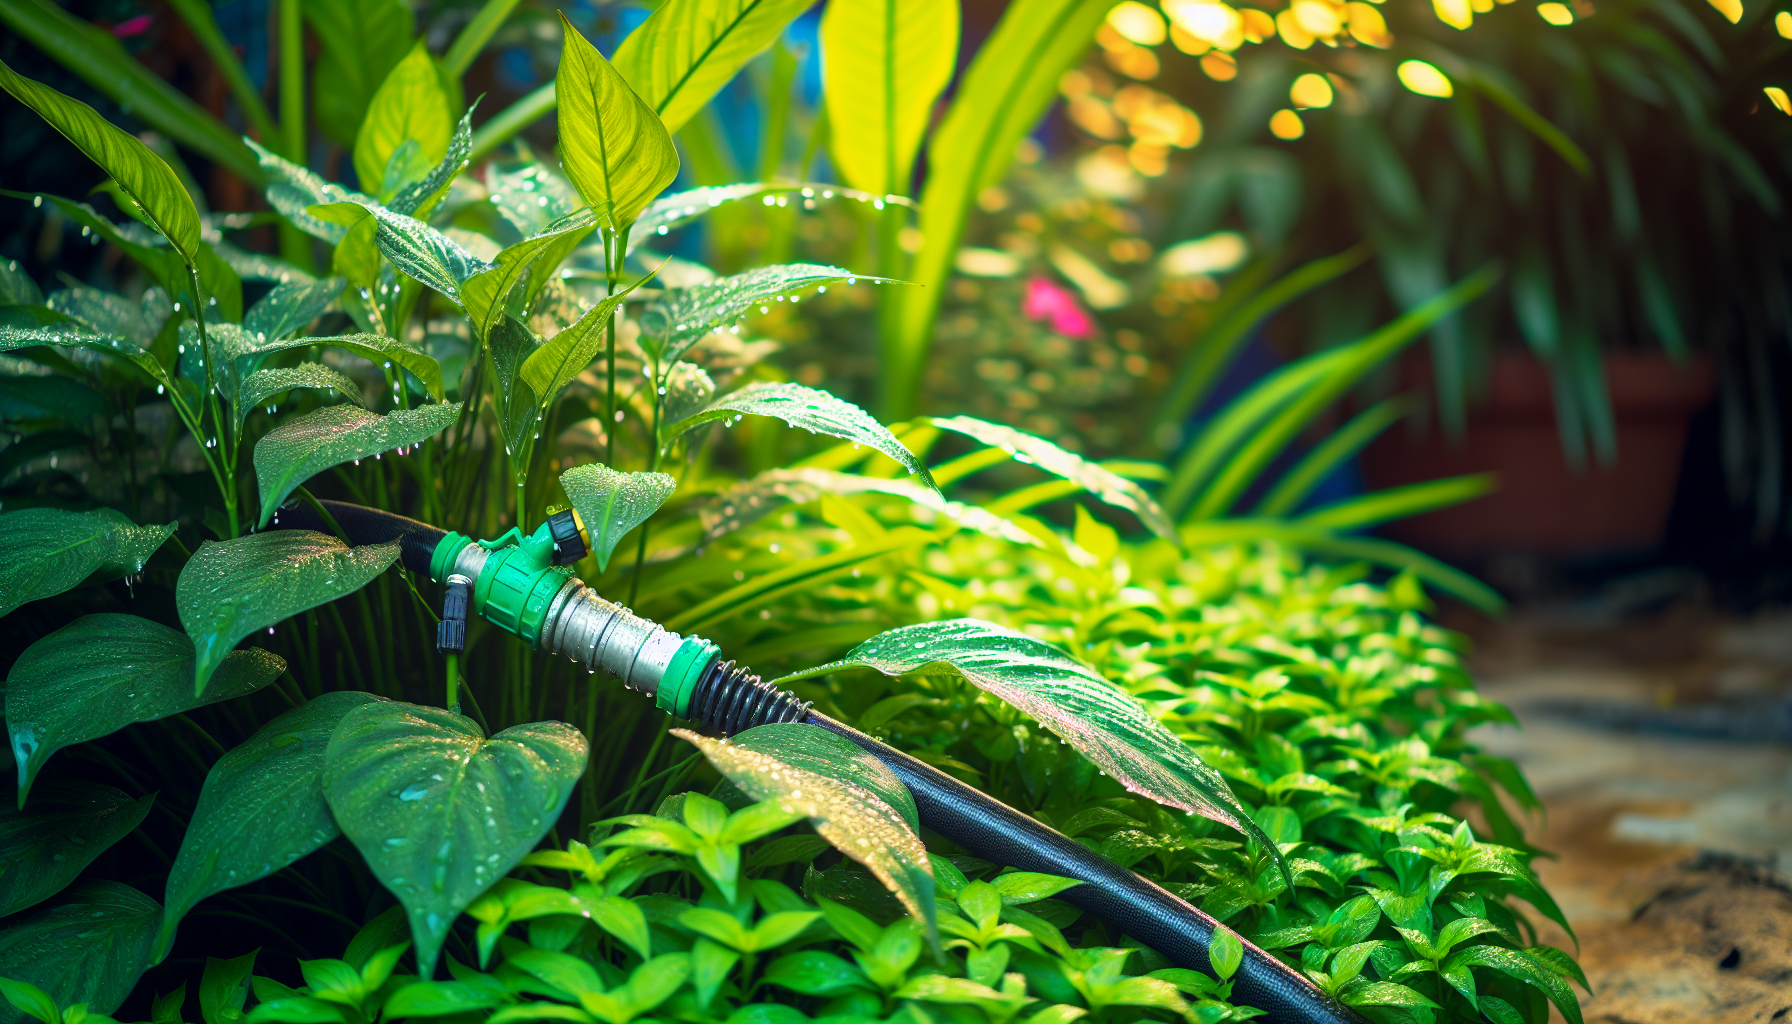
top-left (426, 511), bottom-right (807, 725)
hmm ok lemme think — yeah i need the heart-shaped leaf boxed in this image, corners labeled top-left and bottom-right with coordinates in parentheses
top-left (0, 881), bottom-right (160, 1023)
top-left (243, 277), bottom-right (345, 343)
top-left (6, 613), bottom-right (285, 805)
top-left (558, 463), bottom-right (676, 571)
top-left (673, 728), bottom-right (936, 944)
top-left (638, 265), bottom-right (888, 367)
top-left (253, 402), bottom-right (461, 526)
top-left (670, 383), bottom-right (933, 490)
top-left (781, 618), bottom-right (1287, 882)
top-left (177, 531), bottom-right (398, 694)
top-left (555, 13), bottom-right (679, 233)
top-left (0, 779), bottom-right (153, 918)
top-left (160, 691), bottom-right (385, 959)
top-left (322, 702), bottom-right (588, 979)
top-left (728, 723), bottom-right (919, 834)
top-left (238, 364), bottom-right (366, 415)
top-left (700, 467), bottom-right (1041, 548)
top-left (931, 416), bottom-right (1177, 542)
top-left (0, 508), bottom-right (174, 617)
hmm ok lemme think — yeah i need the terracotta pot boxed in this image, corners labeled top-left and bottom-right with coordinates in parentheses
top-left (1361, 351), bottom-right (1716, 557)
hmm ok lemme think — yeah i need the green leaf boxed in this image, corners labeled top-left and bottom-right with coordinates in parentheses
top-left (0, 780), bottom-right (152, 918)
top-left (672, 728), bottom-right (936, 946)
top-left (613, 0), bottom-right (815, 136)
top-left (5, 615), bottom-right (283, 806)
top-left (306, 202), bottom-right (494, 304)
top-left (159, 692), bottom-right (385, 960)
top-left (1207, 927), bottom-right (1243, 981)
top-left (518, 286), bottom-right (643, 409)
top-left (245, 140), bottom-right (365, 244)
top-left (252, 403), bottom-right (461, 527)
top-left (0, 508), bottom-right (173, 617)
top-left (318, 333), bottom-right (444, 400)
top-left (382, 981), bottom-right (507, 1018)
top-left (0, 978), bottom-right (57, 1024)
top-left (781, 618), bottom-right (1286, 882)
top-left (243, 278), bottom-right (345, 343)
top-left (589, 895), bottom-right (653, 962)
top-left (198, 950), bottom-right (256, 1024)
top-left (305, 0), bottom-right (414, 147)
top-left (390, 107), bottom-right (475, 217)
top-left (762, 950), bottom-right (868, 997)
top-left (638, 265), bottom-right (883, 367)
top-left (0, 59), bottom-right (201, 262)
top-left (322, 702), bottom-right (587, 980)
top-left (987, 872), bottom-right (1081, 905)
top-left (728, 723), bottom-right (919, 834)
top-left (238, 365), bottom-right (366, 415)
top-left (0, 258), bottom-right (44, 305)
top-left (1341, 982), bottom-right (1440, 1009)
top-left (555, 14), bottom-right (680, 233)
top-left (1255, 395), bottom-right (1415, 516)
top-left (931, 416), bottom-right (1175, 541)
top-left (353, 41), bottom-right (455, 202)
top-left (461, 210), bottom-right (595, 344)
top-left (671, 383), bottom-right (931, 488)
top-left (1299, 475), bottom-right (1496, 534)
top-left (0, 882), bottom-right (159, 1023)
top-left (558, 463), bottom-right (676, 572)
top-left (820, 0), bottom-right (958, 197)
top-left (176, 532), bottom-right (399, 695)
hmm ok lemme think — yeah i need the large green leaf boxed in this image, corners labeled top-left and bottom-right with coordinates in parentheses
top-left (322, 702), bottom-right (587, 980)
top-left (669, 382), bottom-right (932, 489)
top-left (0, 508), bottom-right (174, 617)
top-left (305, 0), bottom-right (416, 149)
top-left (780, 618), bottom-right (1287, 880)
top-left (700, 467), bottom-right (1040, 548)
top-left (558, 463), bottom-right (676, 572)
top-left (353, 41), bottom-right (455, 202)
top-left (674, 727), bottom-right (936, 942)
top-left (730, 723), bottom-right (919, 833)
top-left (638, 264), bottom-right (883, 367)
top-left (6, 613), bottom-right (284, 806)
top-left (931, 416), bottom-right (1176, 542)
top-left (613, 0), bottom-right (816, 136)
top-left (180, 322), bottom-right (443, 404)
top-left (176, 531), bottom-right (399, 695)
top-left (517, 287), bottom-right (642, 409)
top-left (307, 202), bottom-right (494, 304)
top-left (0, 780), bottom-right (153, 918)
top-left (238, 364), bottom-right (367, 416)
top-left (159, 691), bottom-right (385, 960)
top-left (253, 403), bottom-right (462, 526)
top-left (0, 58), bottom-right (201, 262)
top-left (555, 13), bottom-right (680, 233)
top-left (0, 881), bottom-right (159, 1024)
top-left (820, 0), bottom-right (958, 197)
top-left (243, 278), bottom-right (345, 343)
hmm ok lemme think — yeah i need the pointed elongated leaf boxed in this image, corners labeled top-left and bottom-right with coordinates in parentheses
top-left (673, 728), bottom-right (936, 943)
top-left (391, 107), bottom-right (475, 216)
top-left (932, 416), bottom-right (1175, 541)
top-left (0, 305), bottom-right (111, 352)
top-left (702, 467), bottom-right (1039, 547)
top-left (247, 139), bottom-right (364, 244)
top-left (461, 210), bottom-right (596, 343)
top-left (0, 780), bottom-right (153, 918)
top-left (183, 323), bottom-right (442, 403)
top-left (48, 286), bottom-right (162, 346)
top-left (638, 265), bottom-right (884, 366)
top-left (239, 364), bottom-right (367, 414)
top-left (160, 691), bottom-right (385, 959)
top-left (486, 316), bottom-right (540, 464)
top-left (821, 0), bottom-right (959, 197)
top-left (308, 202), bottom-right (494, 304)
top-left (628, 182), bottom-right (903, 246)
top-left (729, 723), bottom-right (918, 834)
top-left (613, 0), bottom-right (815, 136)
top-left (253, 403), bottom-right (461, 526)
top-left (0, 59), bottom-right (201, 261)
top-left (322, 702), bottom-right (587, 980)
top-left (1444, 946), bottom-right (1582, 1024)
top-left (353, 41), bottom-right (454, 202)
top-left (0, 508), bottom-right (174, 617)
top-left (518, 289), bottom-right (642, 409)
top-left (243, 278), bottom-right (345, 343)
top-left (671, 382), bottom-right (932, 488)
top-left (0, 882), bottom-right (159, 1024)
top-left (781, 618), bottom-right (1286, 878)
top-left (486, 160), bottom-right (583, 237)
top-left (317, 333), bottom-right (444, 400)
top-left (177, 532), bottom-right (399, 694)
top-left (558, 463), bottom-right (676, 572)
top-left (304, 0), bottom-right (414, 148)
top-left (555, 14), bottom-right (679, 232)
top-left (6, 613), bottom-right (284, 806)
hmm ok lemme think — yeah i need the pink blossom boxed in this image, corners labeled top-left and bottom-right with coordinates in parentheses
top-left (1023, 276), bottom-right (1096, 339)
top-left (111, 14), bottom-right (153, 37)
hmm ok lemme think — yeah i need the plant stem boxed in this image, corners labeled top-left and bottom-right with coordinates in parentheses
top-left (627, 359), bottom-right (663, 607)
top-left (446, 654), bottom-right (460, 711)
top-left (275, 0), bottom-right (313, 271)
top-left (186, 265), bottom-right (238, 537)
top-left (604, 228), bottom-right (617, 467)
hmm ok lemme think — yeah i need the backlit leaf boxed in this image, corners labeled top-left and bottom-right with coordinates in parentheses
top-left (701, 467), bottom-right (1039, 547)
top-left (390, 107), bottom-right (475, 216)
top-left (821, 0), bottom-right (959, 197)
top-left (0, 507), bottom-right (174, 617)
top-left (638, 264), bottom-right (884, 367)
top-left (308, 202), bottom-right (494, 304)
top-left (670, 382), bottom-right (932, 489)
top-left (253, 402), bottom-right (461, 526)
top-left (556, 14), bottom-right (679, 233)
top-left (304, 0), bottom-right (414, 149)
top-left (613, 0), bottom-right (816, 135)
top-left (0, 881), bottom-right (159, 1023)
top-left (247, 139), bottom-right (364, 244)
top-left (0, 779), bottom-right (153, 918)
top-left (558, 463), bottom-right (676, 572)
top-left (461, 211), bottom-right (594, 343)
top-left (353, 41), bottom-right (454, 203)
top-left (729, 723), bottom-right (919, 834)
top-left (322, 702), bottom-right (587, 980)
top-left (518, 286), bottom-right (642, 408)
top-left (238, 364), bottom-right (367, 414)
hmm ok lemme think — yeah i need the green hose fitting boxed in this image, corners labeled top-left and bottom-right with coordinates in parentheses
top-left (657, 636), bottom-right (720, 717)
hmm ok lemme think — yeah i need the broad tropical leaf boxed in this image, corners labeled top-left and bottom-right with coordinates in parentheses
top-left (0, 508), bottom-right (174, 617)
top-left (253, 402), bottom-right (461, 526)
top-left (0, 780), bottom-right (153, 918)
top-left (243, 277), bottom-right (344, 342)
top-left (932, 416), bottom-right (1176, 541)
top-left (613, 0), bottom-right (816, 135)
top-left (304, 0), bottom-right (414, 148)
top-left (238, 364), bottom-right (367, 415)
top-left (673, 728), bottom-right (936, 941)
top-left (352, 40), bottom-right (454, 202)
top-left (821, 0), bottom-right (959, 197)
top-left (630, 182), bottom-right (902, 245)
top-left (729, 723), bottom-right (919, 834)
top-left (5, 613), bottom-right (284, 806)
top-left (308, 202), bottom-right (494, 304)
top-left (0, 882), bottom-right (159, 1023)
top-left (780, 618), bottom-right (1287, 878)
top-left (176, 531), bottom-right (399, 694)
top-left (322, 702), bottom-right (587, 980)
top-left (670, 382), bottom-right (933, 489)
top-left (559, 463), bottom-right (676, 571)
top-left (556, 14), bottom-right (679, 233)
top-left (638, 264), bottom-right (884, 366)
top-left (159, 691), bottom-right (385, 959)
top-left (701, 467), bottom-right (1040, 547)
top-left (247, 139), bottom-right (364, 244)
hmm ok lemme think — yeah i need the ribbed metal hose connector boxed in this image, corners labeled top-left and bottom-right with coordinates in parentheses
top-left (687, 659), bottom-right (810, 735)
top-left (537, 577), bottom-right (684, 699)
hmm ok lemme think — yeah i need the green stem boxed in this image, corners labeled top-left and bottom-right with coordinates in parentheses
top-left (275, 0), bottom-right (312, 270)
top-left (627, 358), bottom-right (662, 607)
top-left (294, 486), bottom-right (350, 543)
top-left (185, 265), bottom-right (237, 537)
top-left (604, 228), bottom-right (618, 467)
top-left (446, 654), bottom-right (460, 711)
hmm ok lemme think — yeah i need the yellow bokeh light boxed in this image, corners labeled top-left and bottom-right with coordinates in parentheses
top-left (1269, 109), bottom-right (1305, 139)
top-left (1398, 60), bottom-right (1454, 98)
top-left (1276, 9), bottom-right (1317, 48)
top-left (1240, 9), bottom-right (1277, 41)
top-left (1766, 87), bottom-right (1792, 116)
top-left (1433, 0), bottom-right (1474, 29)
top-left (1201, 51), bottom-right (1239, 80)
top-left (1777, 11), bottom-right (1792, 35)
top-left (1537, 2), bottom-right (1574, 22)
top-left (1345, 3), bottom-right (1394, 46)
top-left (1108, 1), bottom-right (1168, 45)
top-left (1471, 0), bottom-right (1495, 12)
top-left (1707, 0), bottom-right (1743, 22)
top-left (1165, 1), bottom-right (1246, 50)
top-left (1291, 73), bottom-right (1335, 108)
top-left (1293, 0), bottom-right (1345, 36)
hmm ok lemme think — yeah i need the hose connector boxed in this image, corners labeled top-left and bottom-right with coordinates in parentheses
top-left (536, 576), bottom-right (717, 713)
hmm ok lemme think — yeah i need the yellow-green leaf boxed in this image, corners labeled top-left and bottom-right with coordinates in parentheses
top-left (555, 13), bottom-right (680, 233)
top-left (353, 41), bottom-right (455, 202)
top-left (614, 0), bottom-right (817, 136)
top-left (821, 0), bottom-right (959, 197)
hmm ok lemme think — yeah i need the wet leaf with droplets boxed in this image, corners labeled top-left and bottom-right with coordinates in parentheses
top-left (253, 403), bottom-right (461, 526)
top-left (559, 463), bottom-right (676, 572)
top-left (701, 467), bottom-right (1040, 547)
top-left (461, 208), bottom-right (595, 343)
top-left (176, 531), bottom-right (397, 696)
top-left (519, 282), bottom-right (644, 410)
top-left (638, 264), bottom-right (890, 367)
top-left (670, 383), bottom-right (934, 490)
top-left (728, 723), bottom-right (919, 834)
top-left (0, 881), bottom-right (160, 1021)
top-left (307, 201), bottom-right (495, 303)
top-left (178, 323), bottom-right (445, 403)
top-left (322, 703), bottom-right (587, 980)
top-left (5, 613), bottom-right (285, 806)
top-left (238, 364), bottom-right (367, 416)
top-left (0, 508), bottom-right (174, 617)
top-left (159, 691), bottom-right (385, 961)
top-left (0, 779), bottom-right (153, 918)
top-left (243, 277), bottom-right (345, 342)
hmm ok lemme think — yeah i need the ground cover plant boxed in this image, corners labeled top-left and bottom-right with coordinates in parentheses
top-left (0, 1), bottom-right (1582, 1022)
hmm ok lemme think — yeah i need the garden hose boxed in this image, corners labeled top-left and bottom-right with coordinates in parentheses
top-left (267, 499), bottom-right (1365, 1024)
